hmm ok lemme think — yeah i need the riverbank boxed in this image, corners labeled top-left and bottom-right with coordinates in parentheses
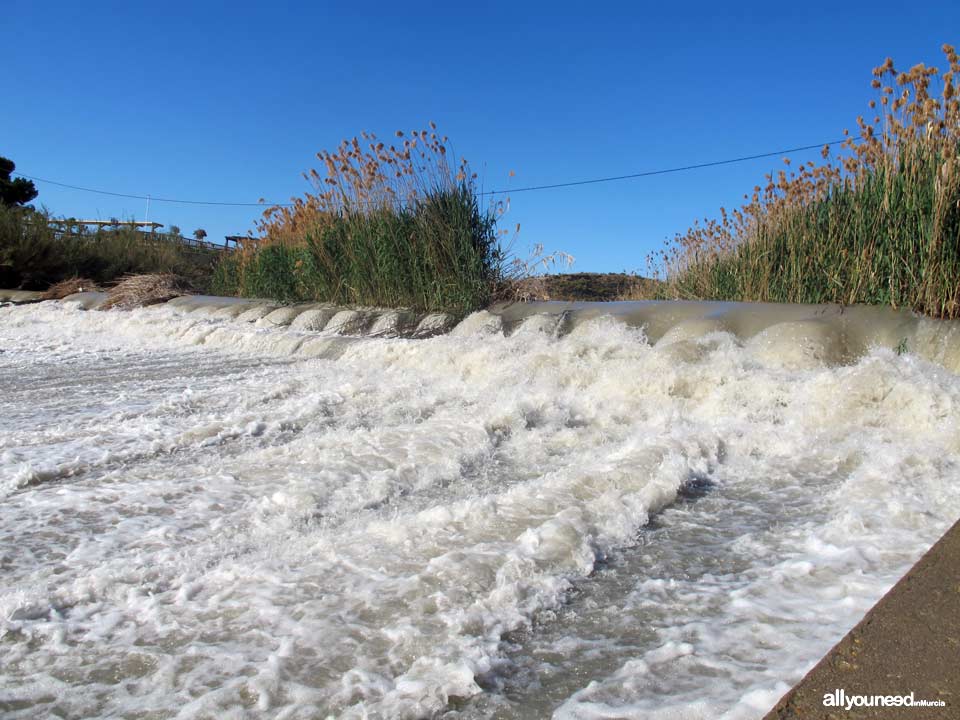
top-left (0, 206), bottom-right (219, 292)
top-left (765, 518), bottom-right (960, 719)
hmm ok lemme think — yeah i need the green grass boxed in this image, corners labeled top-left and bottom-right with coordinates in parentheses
top-left (213, 126), bottom-right (510, 315)
top-left (0, 205), bottom-right (221, 291)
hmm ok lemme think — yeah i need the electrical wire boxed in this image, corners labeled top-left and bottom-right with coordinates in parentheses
top-left (14, 138), bottom-right (845, 206)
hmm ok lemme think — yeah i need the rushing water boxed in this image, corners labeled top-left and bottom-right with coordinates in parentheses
top-left (1, 301), bottom-right (958, 719)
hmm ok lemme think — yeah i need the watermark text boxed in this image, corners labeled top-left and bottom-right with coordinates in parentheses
top-left (823, 689), bottom-right (945, 710)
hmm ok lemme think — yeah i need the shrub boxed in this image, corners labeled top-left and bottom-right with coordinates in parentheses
top-left (0, 205), bottom-right (220, 291)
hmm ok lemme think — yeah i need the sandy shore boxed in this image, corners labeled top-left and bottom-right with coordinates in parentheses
top-left (765, 518), bottom-right (960, 719)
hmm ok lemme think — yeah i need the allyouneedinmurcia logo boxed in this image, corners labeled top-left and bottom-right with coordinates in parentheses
top-left (823, 689), bottom-right (946, 710)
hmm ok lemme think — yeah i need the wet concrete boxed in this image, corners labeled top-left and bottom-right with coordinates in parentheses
top-left (489, 300), bottom-right (960, 373)
top-left (5, 291), bottom-right (960, 372)
top-left (0, 290), bottom-right (43, 304)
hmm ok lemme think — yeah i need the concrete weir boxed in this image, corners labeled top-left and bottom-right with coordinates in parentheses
top-left (487, 299), bottom-right (960, 373)
top-left (8, 292), bottom-right (960, 373)
top-left (0, 289), bottom-right (43, 304)
top-left (152, 295), bottom-right (459, 340)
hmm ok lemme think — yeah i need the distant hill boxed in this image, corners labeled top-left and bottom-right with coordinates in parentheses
top-left (537, 273), bottom-right (661, 302)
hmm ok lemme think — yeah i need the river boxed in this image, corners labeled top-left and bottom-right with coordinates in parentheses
top-left (1, 300), bottom-right (958, 719)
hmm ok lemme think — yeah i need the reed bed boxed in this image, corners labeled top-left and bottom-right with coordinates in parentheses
top-left (213, 125), bottom-right (510, 315)
top-left (651, 44), bottom-right (960, 319)
top-left (0, 205), bottom-right (219, 292)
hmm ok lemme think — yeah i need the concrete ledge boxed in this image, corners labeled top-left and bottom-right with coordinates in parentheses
top-left (764, 518), bottom-right (960, 719)
top-left (5, 291), bottom-right (960, 373)
top-left (488, 300), bottom-right (960, 373)
top-left (61, 291), bottom-right (109, 309)
top-left (0, 290), bottom-right (43, 304)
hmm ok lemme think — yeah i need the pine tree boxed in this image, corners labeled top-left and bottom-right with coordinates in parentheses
top-left (0, 157), bottom-right (39, 206)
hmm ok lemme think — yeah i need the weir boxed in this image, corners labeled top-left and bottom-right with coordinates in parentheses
top-left (36, 291), bottom-right (960, 374)
top-left (490, 299), bottom-right (960, 373)
top-left (0, 290), bottom-right (42, 304)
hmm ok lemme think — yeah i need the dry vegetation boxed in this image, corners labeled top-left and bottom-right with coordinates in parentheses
top-left (41, 277), bottom-right (102, 299)
top-left (99, 273), bottom-right (195, 310)
top-left (651, 44), bottom-right (960, 318)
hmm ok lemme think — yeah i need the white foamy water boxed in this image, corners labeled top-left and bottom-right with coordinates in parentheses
top-left (1, 301), bottom-right (958, 719)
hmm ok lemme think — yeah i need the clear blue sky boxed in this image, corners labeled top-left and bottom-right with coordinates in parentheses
top-left (4, 1), bottom-right (958, 273)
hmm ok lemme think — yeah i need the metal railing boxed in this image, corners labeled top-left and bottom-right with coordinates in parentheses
top-left (44, 222), bottom-right (236, 252)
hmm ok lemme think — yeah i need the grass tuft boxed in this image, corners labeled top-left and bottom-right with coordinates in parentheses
top-left (213, 126), bottom-right (511, 315)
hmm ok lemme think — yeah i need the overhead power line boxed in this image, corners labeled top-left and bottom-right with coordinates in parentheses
top-left (481, 140), bottom-right (846, 194)
top-left (14, 138), bottom-right (845, 207)
top-left (12, 174), bottom-right (272, 207)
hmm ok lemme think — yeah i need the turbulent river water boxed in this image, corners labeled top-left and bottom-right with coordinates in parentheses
top-left (1, 300), bottom-right (959, 719)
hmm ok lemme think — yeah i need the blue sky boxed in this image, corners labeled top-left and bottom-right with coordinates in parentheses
top-left (4, 1), bottom-right (958, 273)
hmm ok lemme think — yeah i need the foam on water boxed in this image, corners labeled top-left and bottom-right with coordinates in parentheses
top-left (1, 301), bottom-right (958, 719)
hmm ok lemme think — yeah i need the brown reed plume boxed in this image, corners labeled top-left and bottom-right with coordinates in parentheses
top-left (651, 44), bottom-right (960, 318)
top-left (256, 124), bottom-right (477, 245)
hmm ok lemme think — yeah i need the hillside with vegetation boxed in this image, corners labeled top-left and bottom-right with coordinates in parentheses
top-left (0, 205), bottom-right (219, 292)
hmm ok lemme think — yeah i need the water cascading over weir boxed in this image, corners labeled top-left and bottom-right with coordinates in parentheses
top-left (3, 287), bottom-right (960, 718)
top-left (6, 289), bottom-right (956, 373)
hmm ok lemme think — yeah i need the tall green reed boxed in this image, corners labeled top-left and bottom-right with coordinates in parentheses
top-left (214, 125), bottom-right (509, 315)
top-left (650, 44), bottom-right (960, 319)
